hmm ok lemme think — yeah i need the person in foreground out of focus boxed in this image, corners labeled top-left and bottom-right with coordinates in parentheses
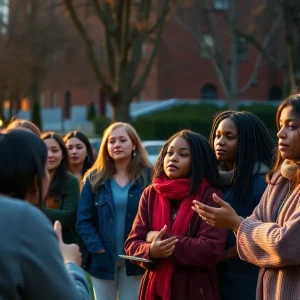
top-left (0, 130), bottom-right (90, 300)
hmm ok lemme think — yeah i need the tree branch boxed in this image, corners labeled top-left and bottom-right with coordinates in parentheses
top-left (91, 0), bottom-right (112, 29)
top-left (133, 0), bottom-right (171, 97)
top-left (239, 15), bottom-right (281, 93)
top-left (236, 25), bottom-right (282, 69)
top-left (63, 0), bottom-right (111, 95)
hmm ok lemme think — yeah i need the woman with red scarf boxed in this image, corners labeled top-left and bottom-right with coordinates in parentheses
top-left (124, 130), bottom-right (226, 300)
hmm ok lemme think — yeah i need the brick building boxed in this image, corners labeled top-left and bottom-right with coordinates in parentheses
top-left (5, 0), bottom-right (284, 118)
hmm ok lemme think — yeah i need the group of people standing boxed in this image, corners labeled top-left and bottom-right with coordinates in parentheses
top-left (1, 93), bottom-right (300, 300)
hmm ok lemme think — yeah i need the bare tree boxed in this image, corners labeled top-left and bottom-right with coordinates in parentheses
top-left (175, 0), bottom-right (282, 109)
top-left (279, 0), bottom-right (300, 91)
top-left (0, 0), bottom-right (75, 125)
top-left (62, 0), bottom-right (172, 122)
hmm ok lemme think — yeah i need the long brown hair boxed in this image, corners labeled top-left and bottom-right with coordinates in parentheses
top-left (267, 93), bottom-right (300, 184)
top-left (84, 122), bottom-right (151, 190)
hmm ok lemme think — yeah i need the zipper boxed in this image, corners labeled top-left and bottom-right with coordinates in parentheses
top-left (200, 288), bottom-right (207, 300)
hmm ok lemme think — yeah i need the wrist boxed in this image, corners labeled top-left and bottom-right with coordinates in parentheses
top-left (233, 216), bottom-right (244, 233)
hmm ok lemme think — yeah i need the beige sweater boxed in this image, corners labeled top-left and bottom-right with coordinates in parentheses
top-left (237, 171), bottom-right (300, 300)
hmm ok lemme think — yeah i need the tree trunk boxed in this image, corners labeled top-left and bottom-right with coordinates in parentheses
top-left (281, 1), bottom-right (296, 92)
top-left (226, 93), bottom-right (238, 110)
top-left (99, 88), bottom-right (106, 117)
top-left (286, 39), bottom-right (296, 91)
top-left (30, 65), bottom-right (42, 129)
top-left (229, 0), bottom-right (238, 111)
top-left (110, 95), bottom-right (131, 123)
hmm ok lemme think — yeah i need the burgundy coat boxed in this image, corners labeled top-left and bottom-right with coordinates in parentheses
top-left (124, 184), bottom-right (227, 300)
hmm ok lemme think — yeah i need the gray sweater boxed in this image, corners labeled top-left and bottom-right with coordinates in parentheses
top-left (0, 196), bottom-right (90, 300)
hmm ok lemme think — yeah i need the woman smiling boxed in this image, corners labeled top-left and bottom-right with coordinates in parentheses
top-left (41, 132), bottom-right (80, 244)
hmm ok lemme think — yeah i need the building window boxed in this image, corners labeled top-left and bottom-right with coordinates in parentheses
top-left (213, 0), bottom-right (228, 10)
top-left (201, 34), bottom-right (214, 58)
top-left (201, 83), bottom-right (218, 100)
top-left (21, 98), bottom-right (30, 111)
top-left (237, 36), bottom-right (249, 61)
top-left (3, 99), bottom-right (10, 110)
top-left (64, 90), bottom-right (71, 119)
top-left (0, 0), bottom-right (9, 34)
top-left (50, 92), bottom-right (56, 108)
top-left (269, 85), bottom-right (282, 101)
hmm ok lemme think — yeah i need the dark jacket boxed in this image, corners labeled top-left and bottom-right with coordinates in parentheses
top-left (218, 168), bottom-right (268, 300)
top-left (43, 173), bottom-right (80, 244)
top-left (76, 171), bottom-right (151, 280)
top-left (124, 184), bottom-right (227, 300)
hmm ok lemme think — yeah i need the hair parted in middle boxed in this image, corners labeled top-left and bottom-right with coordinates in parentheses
top-left (153, 129), bottom-right (221, 196)
top-left (84, 122), bottom-right (152, 190)
top-left (41, 131), bottom-right (69, 200)
top-left (63, 130), bottom-right (94, 176)
top-left (209, 110), bottom-right (274, 202)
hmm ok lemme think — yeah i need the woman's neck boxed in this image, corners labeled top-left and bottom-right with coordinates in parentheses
top-left (70, 163), bottom-right (84, 179)
top-left (114, 159), bottom-right (130, 174)
top-left (49, 169), bottom-right (56, 181)
top-left (225, 162), bottom-right (234, 171)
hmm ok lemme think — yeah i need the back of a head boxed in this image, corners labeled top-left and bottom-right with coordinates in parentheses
top-left (6, 119), bottom-right (41, 136)
top-left (0, 130), bottom-right (47, 201)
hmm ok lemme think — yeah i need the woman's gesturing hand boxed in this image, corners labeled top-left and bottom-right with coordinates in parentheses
top-left (149, 225), bottom-right (178, 259)
top-left (192, 193), bottom-right (243, 232)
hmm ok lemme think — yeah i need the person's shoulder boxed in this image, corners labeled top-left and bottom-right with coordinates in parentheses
top-left (0, 196), bottom-right (53, 231)
top-left (67, 173), bottom-right (80, 189)
top-left (67, 173), bottom-right (80, 184)
top-left (0, 196), bottom-right (37, 216)
top-left (141, 184), bottom-right (156, 199)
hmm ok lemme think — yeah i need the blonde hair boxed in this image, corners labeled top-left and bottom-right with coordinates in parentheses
top-left (85, 122), bottom-right (151, 190)
top-left (6, 119), bottom-right (41, 136)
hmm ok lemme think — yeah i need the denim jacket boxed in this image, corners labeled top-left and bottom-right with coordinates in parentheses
top-left (76, 170), bottom-right (151, 280)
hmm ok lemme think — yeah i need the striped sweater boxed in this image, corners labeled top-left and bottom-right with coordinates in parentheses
top-left (236, 170), bottom-right (300, 300)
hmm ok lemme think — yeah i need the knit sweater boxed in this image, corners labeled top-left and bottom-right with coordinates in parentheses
top-left (237, 170), bottom-right (300, 300)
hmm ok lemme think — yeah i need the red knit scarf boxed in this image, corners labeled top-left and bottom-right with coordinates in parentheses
top-left (145, 176), bottom-right (209, 300)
